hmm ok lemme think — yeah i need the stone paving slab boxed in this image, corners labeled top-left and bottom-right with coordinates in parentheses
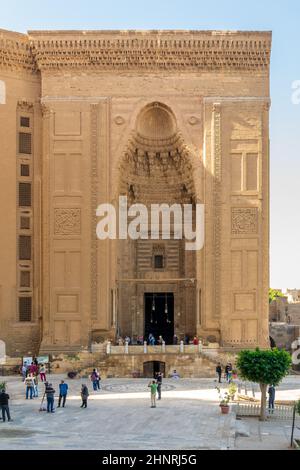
top-left (0, 375), bottom-right (300, 450)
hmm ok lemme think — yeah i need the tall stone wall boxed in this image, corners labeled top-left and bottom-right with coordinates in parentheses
top-left (0, 29), bottom-right (272, 354)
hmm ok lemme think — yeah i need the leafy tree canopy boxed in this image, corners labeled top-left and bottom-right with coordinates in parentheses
top-left (237, 348), bottom-right (291, 386)
top-left (269, 288), bottom-right (285, 304)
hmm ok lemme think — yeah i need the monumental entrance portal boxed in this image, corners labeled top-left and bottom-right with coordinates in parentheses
top-left (0, 29), bottom-right (271, 355)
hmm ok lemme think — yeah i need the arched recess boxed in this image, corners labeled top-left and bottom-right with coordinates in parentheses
top-left (114, 101), bottom-right (202, 342)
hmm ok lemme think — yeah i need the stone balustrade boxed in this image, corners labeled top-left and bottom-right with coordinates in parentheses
top-left (106, 343), bottom-right (219, 355)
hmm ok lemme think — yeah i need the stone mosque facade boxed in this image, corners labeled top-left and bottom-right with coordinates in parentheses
top-left (0, 29), bottom-right (271, 356)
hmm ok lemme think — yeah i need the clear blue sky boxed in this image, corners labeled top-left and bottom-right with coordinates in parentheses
top-left (2, 0), bottom-right (300, 289)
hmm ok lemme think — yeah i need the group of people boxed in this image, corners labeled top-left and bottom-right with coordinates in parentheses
top-left (90, 369), bottom-right (101, 391)
top-left (148, 372), bottom-right (163, 408)
top-left (115, 334), bottom-right (202, 346)
top-left (42, 367), bottom-right (102, 412)
top-left (215, 362), bottom-right (234, 383)
top-left (21, 360), bottom-right (48, 400)
top-left (215, 363), bottom-right (277, 414)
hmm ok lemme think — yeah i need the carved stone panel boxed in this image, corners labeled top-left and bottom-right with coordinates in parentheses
top-left (54, 208), bottom-right (81, 236)
top-left (231, 208), bottom-right (258, 235)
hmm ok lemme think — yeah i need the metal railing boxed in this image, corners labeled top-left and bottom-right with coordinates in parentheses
top-left (236, 402), bottom-right (297, 420)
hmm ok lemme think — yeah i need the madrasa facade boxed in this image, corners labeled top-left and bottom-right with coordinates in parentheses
top-left (0, 29), bottom-right (271, 356)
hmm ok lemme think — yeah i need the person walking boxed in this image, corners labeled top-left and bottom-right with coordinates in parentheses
top-left (24, 374), bottom-right (35, 399)
top-left (90, 369), bottom-right (98, 391)
top-left (156, 372), bottom-right (163, 400)
top-left (39, 364), bottom-right (47, 383)
top-left (268, 385), bottom-right (276, 414)
top-left (45, 383), bottom-right (56, 413)
top-left (80, 384), bottom-right (89, 408)
top-left (58, 380), bottom-right (68, 408)
top-left (148, 380), bottom-right (158, 408)
top-left (216, 363), bottom-right (222, 383)
top-left (0, 388), bottom-right (12, 423)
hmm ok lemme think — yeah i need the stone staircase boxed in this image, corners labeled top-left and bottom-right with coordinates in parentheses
top-left (43, 341), bottom-right (235, 379)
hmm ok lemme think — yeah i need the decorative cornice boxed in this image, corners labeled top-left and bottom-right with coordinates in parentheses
top-left (0, 29), bottom-right (272, 73)
top-left (17, 99), bottom-right (34, 111)
top-left (0, 30), bottom-right (36, 73)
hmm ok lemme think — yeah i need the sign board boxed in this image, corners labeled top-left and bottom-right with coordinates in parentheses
top-left (37, 355), bottom-right (49, 364)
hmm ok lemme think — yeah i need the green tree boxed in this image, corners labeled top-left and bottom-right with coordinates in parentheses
top-left (236, 348), bottom-right (291, 421)
top-left (269, 288), bottom-right (285, 304)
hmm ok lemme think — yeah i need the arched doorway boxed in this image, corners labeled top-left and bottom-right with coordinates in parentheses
top-left (117, 102), bottom-right (198, 343)
top-left (144, 293), bottom-right (174, 344)
top-left (143, 361), bottom-right (166, 378)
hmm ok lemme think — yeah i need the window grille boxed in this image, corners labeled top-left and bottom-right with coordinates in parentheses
top-left (19, 297), bottom-right (32, 322)
top-left (19, 132), bottom-right (32, 154)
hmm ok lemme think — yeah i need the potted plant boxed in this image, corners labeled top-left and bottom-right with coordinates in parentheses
top-left (216, 387), bottom-right (231, 414)
top-left (228, 383), bottom-right (237, 401)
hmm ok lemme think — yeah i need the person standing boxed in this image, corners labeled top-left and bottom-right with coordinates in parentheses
top-left (45, 383), bottom-right (56, 413)
top-left (268, 385), bottom-right (276, 414)
top-left (90, 369), bottom-right (98, 391)
top-left (81, 384), bottom-right (89, 408)
top-left (148, 333), bottom-right (155, 345)
top-left (0, 388), bottom-right (12, 422)
top-left (216, 363), bottom-right (222, 383)
top-left (28, 362), bottom-right (38, 377)
top-left (148, 380), bottom-right (158, 408)
top-left (184, 334), bottom-right (189, 345)
top-left (225, 363), bottom-right (230, 382)
top-left (39, 364), bottom-right (47, 382)
top-left (95, 369), bottom-right (101, 390)
top-left (58, 380), bottom-right (68, 408)
top-left (21, 363), bottom-right (27, 382)
top-left (33, 375), bottom-right (39, 398)
top-left (24, 374), bottom-right (35, 399)
top-left (156, 372), bottom-right (163, 400)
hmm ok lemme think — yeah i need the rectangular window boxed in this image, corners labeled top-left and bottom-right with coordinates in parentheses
top-left (20, 271), bottom-right (30, 288)
top-left (246, 153), bottom-right (258, 191)
top-left (20, 216), bottom-right (30, 230)
top-left (19, 297), bottom-right (32, 322)
top-left (19, 235), bottom-right (31, 260)
top-left (20, 164), bottom-right (30, 177)
top-left (154, 255), bottom-right (164, 269)
top-left (19, 182), bottom-right (31, 207)
top-left (20, 116), bottom-right (30, 128)
top-left (19, 132), bottom-right (32, 154)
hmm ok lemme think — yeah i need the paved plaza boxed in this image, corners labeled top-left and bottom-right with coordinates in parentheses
top-left (0, 375), bottom-right (300, 450)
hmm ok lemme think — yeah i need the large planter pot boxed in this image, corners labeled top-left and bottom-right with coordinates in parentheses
top-left (220, 405), bottom-right (230, 414)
